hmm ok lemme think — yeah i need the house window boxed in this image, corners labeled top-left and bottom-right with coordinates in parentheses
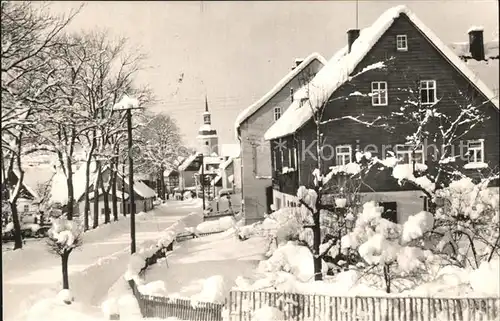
top-left (371, 81), bottom-right (388, 106)
top-left (395, 144), bottom-right (425, 164)
top-left (274, 107), bottom-right (282, 121)
top-left (289, 147), bottom-right (297, 169)
top-left (379, 202), bottom-right (398, 223)
top-left (396, 35), bottom-right (408, 51)
top-left (420, 80), bottom-right (437, 105)
top-left (335, 145), bottom-right (352, 165)
top-left (467, 139), bottom-right (484, 163)
top-left (101, 208), bottom-right (105, 215)
top-left (23, 205), bottom-right (29, 212)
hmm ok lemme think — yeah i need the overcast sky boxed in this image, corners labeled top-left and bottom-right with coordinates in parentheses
top-left (47, 1), bottom-right (499, 148)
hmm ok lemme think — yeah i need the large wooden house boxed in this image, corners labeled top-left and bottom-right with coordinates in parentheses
top-left (264, 5), bottom-right (499, 224)
top-left (235, 53), bottom-right (327, 224)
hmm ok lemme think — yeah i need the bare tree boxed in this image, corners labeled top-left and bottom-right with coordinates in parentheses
top-left (293, 60), bottom-right (392, 280)
top-left (1, 1), bottom-right (81, 246)
top-left (134, 113), bottom-right (186, 200)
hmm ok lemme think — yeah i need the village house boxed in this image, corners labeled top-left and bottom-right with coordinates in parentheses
top-left (264, 5), bottom-right (499, 224)
top-left (2, 163), bottom-right (56, 219)
top-left (49, 161), bottom-right (156, 218)
top-left (177, 97), bottom-right (241, 196)
top-left (235, 53), bottom-right (327, 224)
top-left (76, 164), bottom-right (156, 217)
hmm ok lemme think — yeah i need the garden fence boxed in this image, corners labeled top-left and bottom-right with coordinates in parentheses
top-left (226, 290), bottom-right (500, 321)
top-left (128, 279), bottom-right (224, 321)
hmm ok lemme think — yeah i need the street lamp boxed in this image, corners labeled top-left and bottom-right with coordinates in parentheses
top-left (113, 95), bottom-right (141, 254)
top-left (199, 153), bottom-right (206, 211)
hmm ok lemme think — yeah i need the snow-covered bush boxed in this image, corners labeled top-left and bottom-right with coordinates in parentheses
top-left (191, 275), bottom-right (230, 304)
top-left (341, 201), bottom-right (435, 293)
top-left (257, 241), bottom-right (328, 282)
top-left (433, 178), bottom-right (500, 267)
top-left (183, 191), bottom-right (192, 200)
top-left (195, 216), bottom-right (235, 234)
top-left (46, 218), bottom-right (83, 300)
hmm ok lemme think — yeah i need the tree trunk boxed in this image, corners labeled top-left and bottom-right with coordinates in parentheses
top-left (111, 158), bottom-right (118, 221)
top-left (312, 209), bottom-right (322, 281)
top-left (383, 264), bottom-right (391, 293)
top-left (92, 161), bottom-right (100, 229)
top-left (83, 160), bottom-right (92, 231)
top-left (66, 156), bottom-right (75, 220)
top-left (61, 250), bottom-right (70, 290)
top-left (100, 166), bottom-right (110, 224)
top-left (10, 202), bottom-right (23, 250)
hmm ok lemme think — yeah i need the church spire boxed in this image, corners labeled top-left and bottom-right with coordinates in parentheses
top-left (205, 95), bottom-right (209, 112)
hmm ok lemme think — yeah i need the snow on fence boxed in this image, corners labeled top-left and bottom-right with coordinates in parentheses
top-left (226, 290), bottom-right (500, 321)
top-left (128, 279), bottom-right (224, 321)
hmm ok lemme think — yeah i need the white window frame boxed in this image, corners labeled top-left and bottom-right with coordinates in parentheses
top-left (335, 145), bottom-right (352, 165)
top-left (23, 204), bottom-right (29, 212)
top-left (371, 81), bottom-right (388, 106)
top-left (420, 80), bottom-right (437, 105)
top-left (396, 34), bottom-right (408, 51)
top-left (273, 107), bottom-right (282, 122)
top-left (467, 139), bottom-right (485, 164)
top-left (395, 144), bottom-right (425, 165)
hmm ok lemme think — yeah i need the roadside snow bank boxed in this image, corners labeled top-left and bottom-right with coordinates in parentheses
top-left (195, 216), bottom-right (236, 234)
top-left (124, 211), bottom-right (203, 282)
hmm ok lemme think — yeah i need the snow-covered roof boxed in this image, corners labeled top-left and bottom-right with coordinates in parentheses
top-left (234, 52), bottom-right (327, 136)
top-left (87, 190), bottom-right (129, 201)
top-left (219, 157), bottom-right (233, 170)
top-left (211, 175), bottom-right (222, 186)
top-left (49, 162), bottom-right (98, 205)
top-left (264, 5), bottom-right (500, 141)
top-left (21, 164), bottom-right (57, 200)
top-left (449, 38), bottom-right (499, 96)
top-left (178, 153), bottom-right (199, 172)
top-left (220, 143), bottom-right (241, 158)
top-left (132, 180), bottom-right (156, 199)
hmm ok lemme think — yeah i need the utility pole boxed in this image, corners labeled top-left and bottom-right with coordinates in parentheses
top-left (113, 95), bottom-right (141, 255)
top-left (127, 108), bottom-right (136, 254)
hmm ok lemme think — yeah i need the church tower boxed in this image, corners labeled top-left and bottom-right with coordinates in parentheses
top-left (197, 95), bottom-right (219, 156)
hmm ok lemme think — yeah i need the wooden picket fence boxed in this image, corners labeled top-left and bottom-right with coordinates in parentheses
top-left (128, 279), bottom-right (224, 321)
top-left (226, 290), bottom-right (500, 321)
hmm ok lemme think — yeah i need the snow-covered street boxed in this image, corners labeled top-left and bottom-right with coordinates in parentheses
top-left (2, 200), bottom-right (202, 321)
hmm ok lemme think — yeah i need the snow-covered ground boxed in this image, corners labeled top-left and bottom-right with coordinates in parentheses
top-left (3, 199), bottom-right (202, 321)
top-left (118, 228), bottom-right (268, 302)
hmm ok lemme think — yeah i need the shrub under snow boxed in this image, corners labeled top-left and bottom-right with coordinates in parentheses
top-left (195, 216), bottom-right (235, 234)
top-left (258, 241), bottom-right (328, 282)
top-left (191, 275), bottom-right (230, 304)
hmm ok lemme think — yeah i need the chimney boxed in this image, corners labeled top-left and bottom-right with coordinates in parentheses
top-left (468, 27), bottom-right (485, 61)
top-left (347, 29), bottom-right (360, 53)
top-left (291, 58), bottom-right (304, 70)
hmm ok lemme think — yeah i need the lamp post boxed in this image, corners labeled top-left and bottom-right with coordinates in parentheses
top-left (200, 153), bottom-right (206, 211)
top-left (113, 95), bottom-right (141, 254)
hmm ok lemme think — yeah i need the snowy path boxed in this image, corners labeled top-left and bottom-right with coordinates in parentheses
top-left (2, 200), bottom-right (202, 321)
top-left (142, 230), bottom-right (267, 299)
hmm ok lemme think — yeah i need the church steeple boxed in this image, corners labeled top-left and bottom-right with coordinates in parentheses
top-left (203, 95), bottom-right (211, 125)
top-left (197, 95), bottom-right (218, 156)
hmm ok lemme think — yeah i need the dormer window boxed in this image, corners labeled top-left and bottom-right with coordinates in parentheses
top-left (396, 35), bottom-right (408, 51)
top-left (273, 107), bottom-right (282, 122)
